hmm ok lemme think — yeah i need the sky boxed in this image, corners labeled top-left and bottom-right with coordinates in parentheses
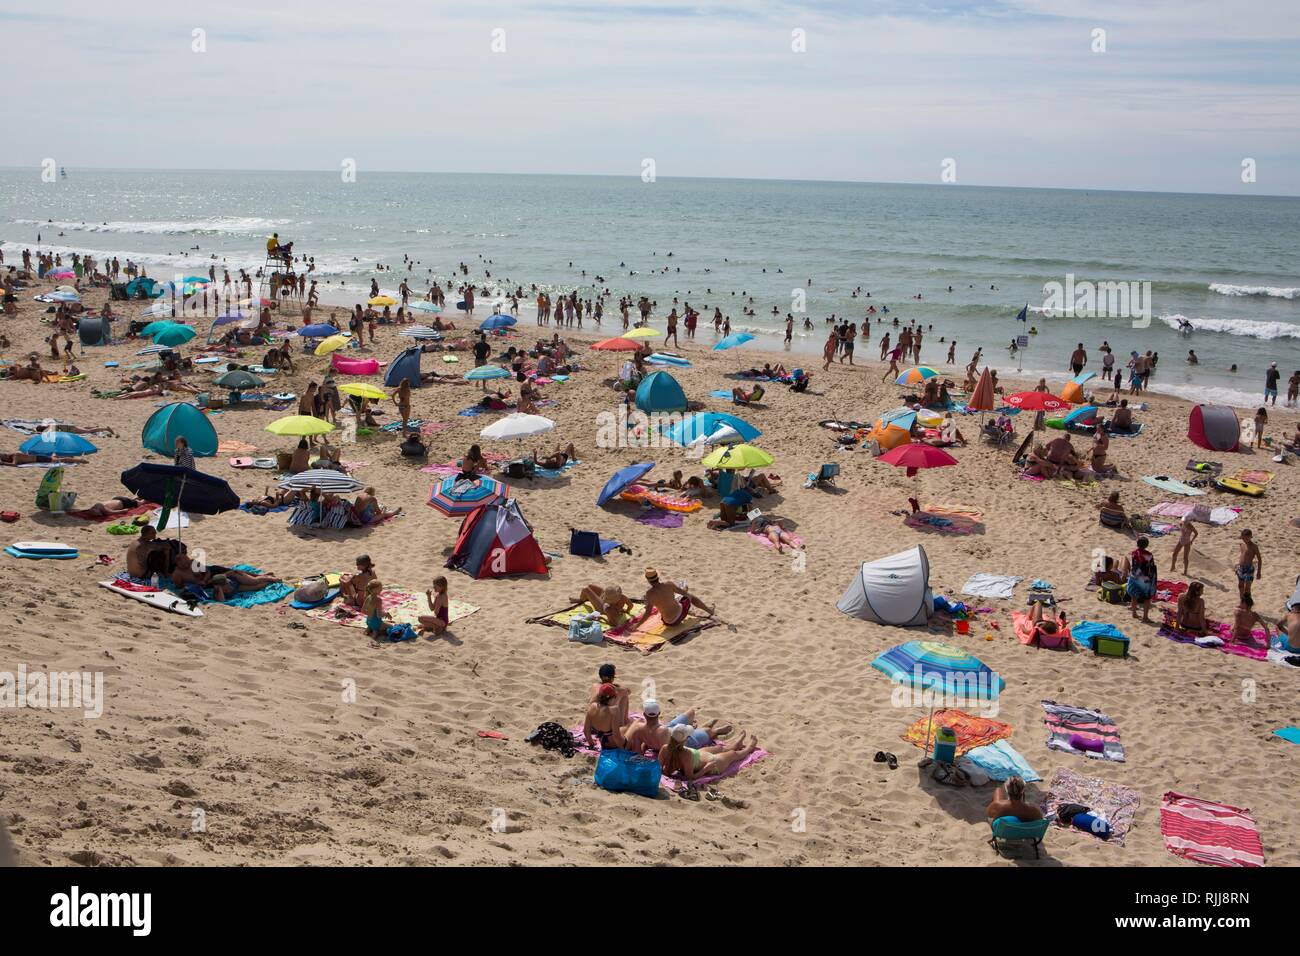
top-left (3, 0), bottom-right (1298, 194)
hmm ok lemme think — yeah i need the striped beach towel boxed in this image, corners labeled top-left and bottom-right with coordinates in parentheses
top-left (1041, 700), bottom-right (1125, 762)
top-left (1160, 792), bottom-right (1264, 867)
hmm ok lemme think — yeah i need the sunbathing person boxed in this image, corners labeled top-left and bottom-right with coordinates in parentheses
top-left (1230, 594), bottom-right (1271, 648)
top-left (1097, 491), bottom-right (1129, 530)
top-left (1175, 581), bottom-right (1209, 635)
top-left (1044, 435), bottom-right (1077, 472)
top-left (517, 379), bottom-right (542, 413)
top-left (36, 422), bottom-right (116, 437)
top-left (749, 514), bottom-right (802, 554)
top-left (399, 433), bottom-right (428, 458)
top-left (659, 726), bottom-right (758, 782)
top-left (681, 476), bottom-right (712, 499)
top-left (622, 699), bottom-right (732, 755)
top-left (172, 553), bottom-right (280, 601)
top-left (652, 469), bottom-right (685, 491)
top-left (625, 566), bottom-right (715, 630)
top-left (531, 442), bottom-right (577, 470)
top-left (0, 451), bottom-right (50, 466)
top-left (985, 775), bottom-right (1043, 822)
top-left (583, 683), bottom-right (629, 750)
top-left (575, 585), bottom-right (634, 625)
top-left (8, 355), bottom-right (45, 382)
top-left (244, 487), bottom-right (300, 511)
top-left (340, 554), bottom-right (377, 607)
top-left (1090, 427), bottom-right (1114, 476)
top-left (1026, 599), bottom-right (1068, 642)
top-left (732, 383), bottom-right (765, 405)
top-left (1110, 400), bottom-right (1134, 433)
top-left (1282, 581), bottom-right (1300, 653)
top-left (351, 487), bottom-right (401, 525)
top-left (1022, 443), bottom-right (1057, 479)
top-left (125, 526), bottom-right (163, 578)
top-left (740, 469), bottom-right (781, 496)
top-left (80, 495), bottom-right (143, 517)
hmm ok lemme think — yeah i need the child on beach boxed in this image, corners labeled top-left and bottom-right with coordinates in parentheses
top-left (1125, 537), bottom-right (1157, 622)
top-left (418, 576), bottom-right (451, 637)
top-left (362, 579), bottom-right (388, 638)
top-left (1170, 517), bottom-right (1198, 575)
top-left (1253, 407), bottom-right (1267, 448)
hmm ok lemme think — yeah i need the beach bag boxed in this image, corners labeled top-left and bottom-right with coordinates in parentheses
top-left (527, 721), bottom-right (577, 758)
top-left (567, 612), bottom-right (604, 644)
top-left (569, 529), bottom-right (602, 557)
top-left (1092, 632), bottom-right (1131, 658)
top-left (593, 749), bottom-right (662, 797)
top-left (1098, 581), bottom-right (1127, 604)
top-left (503, 458), bottom-right (534, 480)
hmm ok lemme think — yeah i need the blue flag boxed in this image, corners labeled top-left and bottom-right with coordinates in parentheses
top-left (1016, 304), bottom-right (1028, 323)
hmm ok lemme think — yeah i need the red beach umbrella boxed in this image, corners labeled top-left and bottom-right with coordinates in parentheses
top-left (878, 443), bottom-right (959, 478)
top-left (968, 368), bottom-right (996, 413)
top-left (591, 337), bottom-right (643, 352)
top-left (1005, 391), bottom-right (1072, 413)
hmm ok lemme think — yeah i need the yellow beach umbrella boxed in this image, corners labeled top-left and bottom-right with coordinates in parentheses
top-left (622, 327), bottom-right (660, 339)
top-left (368, 295), bottom-right (397, 307)
top-left (265, 415), bottom-right (336, 437)
top-left (314, 334), bottom-right (352, 355)
top-left (700, 443), bottom-right (774, 470)
top-left (338, 383), bottom-right (388, 401)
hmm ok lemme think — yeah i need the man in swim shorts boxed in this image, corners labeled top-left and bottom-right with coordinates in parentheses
top-left (621, 699), bottom-right (732, 754)
top-left (625, 567), bottom-right (715, 631)
top-left (1234, 529), bottom-right (1262, 598)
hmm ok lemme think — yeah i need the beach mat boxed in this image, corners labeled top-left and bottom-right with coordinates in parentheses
top-left (1043, 767), bottom-right (1140, 846)
top-left (1041, 699), bottom-right (1125, 762)
top-left (901, 708), bottom-right (1012, 757)
top-left (306, 588), bottom-right (478, 629)
top-left (1158, 612), bottom-right (1268, 661)
top-left (1160, 792), bottom-right (1264, 867)
top-left (526, 600), bottom-right (718, 653)
top-left (904, 508), bottom-right (983, 534)
top-left (66, 502), bottom-right (158, 523)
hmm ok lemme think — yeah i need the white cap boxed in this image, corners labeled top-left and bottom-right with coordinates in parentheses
top-left (643, 699), bottom-right (661, 716)
top-left (670, 724), bottom-right (692, 743)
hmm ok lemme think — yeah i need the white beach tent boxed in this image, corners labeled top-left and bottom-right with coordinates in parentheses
top-left (837, 545), bottom-right (933, 626)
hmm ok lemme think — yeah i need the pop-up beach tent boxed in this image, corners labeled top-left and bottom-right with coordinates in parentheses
top-left (1188, 404), bottom-right (1240, 452)
top-left (141, 402), bottom-right (218, 458)
top-left (837, 545), bottom-right (933, 626)
top-left (635, 370), bottom-right (688, 414)
top-left (445, 499), bottom-right (549, 579)
top-left (385, 346), bottom-right (422, 389)
top-left (78, 315), bottom-right (112, 346)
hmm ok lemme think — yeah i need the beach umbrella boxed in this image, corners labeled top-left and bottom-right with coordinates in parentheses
top-left (479, 413), bottom-right (555, 443)
top-left (136, 344), bottom-right (176, 357)
top-left (1064, 405), bottom-right (1100, 427)
top-left (645, 353), bottom-right (691, 368)
top-left (213, 370), bottom-right (265, 391)
top-left (239, 297), bottom-right (273, 308)
top-left (1005, 391), bottom-right (1071, 412)
top-left (368, 295), bottom-right (397, 307)
top-left (968, 368), bottom-right (996, 415)
top-left (597, 462), bottom-right (655, 506)
top-left (895, 366), bottom-right (939, 386)
top-left (479, 314), bottom-right (517, 331)
top-left (314, 334), bottom-right (352, 356)
top-left (622, 327), bottom-right (660, 339)
top-left (398, 326), bottom-right (443, 339)
top-left (339, 383), bottom-right (388, 401)
top-left (713, 332), bottom-right (755, 351)
top-left (264, 415), bottom-right (335, 437)
top-left (297, 323), bottom-right (339, 338)
top-left (139, 320), bottom-right (182, 337)
top-left (48, 289), bottom-right (80, 303)
top-left (428, 475), bottom-right (508, 516)
top-left (278, 469), bottom-right (364, 494)
top-left (663, 412), bottom-right (760, 447)
top-left (878, 443), bottom-right (958, 478)
top-left (120, 462), bottom-right (238, 539)
top-left (19, 431), bottom-right (97, 457)
top-left (464, 365), bottom-right (511, 389)
top-left (591, 337), bottom-right (643, 352)
top-left (152, 324), bottom-right (197, 347)
top-left (880, 406), bottom-right (920, 428)
top-left (408, 301), bottom-right (442, 314)
top-left (871, 639), bottom-right (1004, 755)
top-left (211, 310), bottom-right (247, 327)
top-left (700, 443), bottom-right (774, 470)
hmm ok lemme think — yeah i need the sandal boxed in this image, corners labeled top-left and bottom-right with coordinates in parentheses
top-left (873, 751), bottom-right (888, 763)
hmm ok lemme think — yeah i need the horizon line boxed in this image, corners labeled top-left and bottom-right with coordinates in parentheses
top-left (1, 165), bottom-right (1295, 201)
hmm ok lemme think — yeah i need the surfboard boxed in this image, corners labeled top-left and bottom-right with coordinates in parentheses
top-left (11, 541), bottom-right (78, 554)
top-left (1214, 477), bottom-right (1266, 497)
top-left (98, 579), bottom-right (204, 617)
top-left (6, 546), bottom-right (78, 560)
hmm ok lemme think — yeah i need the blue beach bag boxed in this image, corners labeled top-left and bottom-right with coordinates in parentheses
top-left (594, 749), bottom-right (661, 797)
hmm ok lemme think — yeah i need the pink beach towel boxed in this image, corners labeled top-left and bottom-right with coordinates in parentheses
top-left (1160, 792), bottom-right (1264, 867)
top-left (747, 530), bottom-right (805, 550)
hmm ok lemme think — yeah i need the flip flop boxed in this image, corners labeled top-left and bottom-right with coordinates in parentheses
top-left (477, 730), bottom-right (508, 740)
top-left (887, 753), bottom-right (898, 770)
top-left (873, 751), bottom-right (888, 763)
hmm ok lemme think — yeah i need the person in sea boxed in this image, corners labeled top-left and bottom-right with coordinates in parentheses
top-left (1174, 581), bottom-right (1209, 635)
top-left (623, 567), bottom-right (715, 631)
top-left (417, 575), bottom-right (451, 637)
top-left (362, 579), bottom-right (389, 638)
top-left (1234, 529), bottom-right (1262, 598)
top-left (659, 725), bottom-right (758, 782)
top-left (340, 554), bottom-right (377, 607)
top-left (985, 775), bottom-right (1043, 823)
top-left (1123, 537), bottom-right (1157, 622)
top-left (1170, 517), bottom-right (1199, 575)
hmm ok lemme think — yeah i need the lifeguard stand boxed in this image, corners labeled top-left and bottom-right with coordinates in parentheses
top-left (257, 241), bottom-right (303, 316)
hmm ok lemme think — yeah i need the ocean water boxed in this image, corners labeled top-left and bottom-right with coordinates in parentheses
top-left (3, 168), bottom-right (1298, 408)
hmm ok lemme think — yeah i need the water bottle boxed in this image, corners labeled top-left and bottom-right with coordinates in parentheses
top-left (150, 573), bottom-right (160, 589)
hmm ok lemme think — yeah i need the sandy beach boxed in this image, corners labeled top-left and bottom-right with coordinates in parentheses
top-left (0, 272), bottom-right (1297, 869)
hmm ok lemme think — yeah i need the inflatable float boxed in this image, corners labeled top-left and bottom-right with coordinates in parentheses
top-left (618, 483), bottom-right (703, 513)
top-left (1213, 476), bottom-right (1265, 497)
top-left (331, 354), bottom-right (380, 375)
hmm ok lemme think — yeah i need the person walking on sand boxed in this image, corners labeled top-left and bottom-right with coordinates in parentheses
top-left (879, 331), bottom-right (890, 362)
top-left (1234, 529), bottom-right (1262, 598)
top-left (882, 343), bottom-right (903, 382)
top-left (1170, 517), bottom-right (1198, 575)
top-left (822, 329), bottom-right (837, 370)
top-left (666, 308), bottom-right (679, 347)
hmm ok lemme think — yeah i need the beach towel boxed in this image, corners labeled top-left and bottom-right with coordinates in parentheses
top-left (148, 564), bottom-right (292, 607)
top-left (1142, 475), bottom-right (1206, 496)
top-left (1069, 620), bottom-right (1127, 652)
top-left (1158, 613), bottom-right (1268, 661)
top-left (1272, 726), bottom-right (1300, 745)
top-left (709, 389), bottom-right (734, 399)
top-left (747, 529), bottom-right (804, 551)
top-left (1042, 699), bottom-right (1125, 761)
top-left (635, 509), bottom-right (684, 529)
top-left (2, 418), bottom-right (74, 435)
top-left (961, 573), bottom-right (1023, 600)
top-left (66, 502), bottom-right (157, 523)
top-left (960, 740), bottom-right (1040, 783)
top-left (533, 458), bottom-right (581, 480)
top-left (905, 508), bottom-right (982, 534)
top-left (1043, 768), bottom-right (1140, 846)
top-left (217, 439), bottom-right (258, 455)
top-left (1012, 610), bottom-right (1073, 649)
top-left (526, 600), bottom-right (718, 653)
top-left (1148, 502), bottom-right (1241, 525)
top-left (1160, 792), bottom-right (1264, 867)
top-left (901, 708), bottom-right (1013, 757)
top-left (306, 588), bottom-right (478, 629)
top-left (1154, 580), bottom-right (1188, 605)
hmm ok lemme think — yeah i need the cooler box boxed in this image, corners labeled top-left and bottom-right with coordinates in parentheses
top-left (1092, 633), bottom-right (1130, 658)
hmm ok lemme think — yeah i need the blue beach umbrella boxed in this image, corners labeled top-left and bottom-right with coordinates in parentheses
top-left (645, 353), bottom-right (692, 368)
top-left (139, 320), bottom-right (180, 337)
top-left (871, 640), bottom-right (1004, 700)
top-left (20, 431), bottom-right (98, 457)
top-left (713, 333), bottom-right (755, 351)
top-left (597, 462), bottom-right (655, 506)
top-left (663, 412), bottom-right (760, 447)
top-left (480, 314), bottom-right (517, 331)
top-left (408, 301), bottom-right (442, 314)
top-left (427, 475), bottom-right (508, 517)
top-left (1064, 405), bottom-right (1100, 427)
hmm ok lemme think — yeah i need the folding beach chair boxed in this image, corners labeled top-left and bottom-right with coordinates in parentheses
top-left (988, 816), bottom-right (1050, 859)
top-left (804, 462), bottom-right (840, 488)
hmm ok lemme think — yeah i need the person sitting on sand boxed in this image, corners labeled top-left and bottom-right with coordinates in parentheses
top-left (1097, 491), bottom-right (1129, 530)
top-left (706, 491), bottom-right (750, 529)
top-left (289, 438), bottom-right (311, 474)
top-left (1123, 537), bottom-right (1157, 622)
top-left (1281, 580), bottom-right (1300, 653)
top-left (1231, 593), bottom-right (1271, 648)
top-left (659, 725), bottom-right (758, 783)
top-left (125, 525), bottom-right (162, 578)
top-left (1022, 443), bottom-right (1057, 479)
top-left (588, 662), bottom-right (631, 718)
top-left (1175, 581), bottom-right (1209, 635)
top-left (732, 383), bottom-right (765, 405)
top-left (985, 775), bottom-right (1043, 822)
top-left (80, 495), bottom-right (142, 518)
top-left (1090, 426), bottom-right (1114, 476)
top-left (8, 355), bottom-right (45, 382)
top-left (583, 683), bottom-right (628, 750)
top-left (1110, 399), bottom-right (1133, 433)
top-left (531, 442), bottom-right (576, 471)
top-left (171, 553), bottom-right (281, 602)
top-left (740, 469), bottom-right (781, 496)
top-left (417, 575), bottom-right (451, 637)
top-left (517, 379), bottom-right (543, 414)
top-left (625, 567), bottom-right (715, 630)
top-left (621, 699), bottom-right (732, 755)
top-left (460, 444), bottom-right (488, 477)
top-left (340, 554), bottom-right (377, 608)
top-left (575, 584), bottom-right (635, 625)
top-left (748, 513), bottom-right (801, 553)
top-left (351, 487), bottom-right (401, 526)
top-left (1090, 554), bottom-right (1124, 588)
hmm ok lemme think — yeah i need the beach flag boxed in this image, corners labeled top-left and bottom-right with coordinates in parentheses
top-left (1016, 304), bottom-right (1028, 322)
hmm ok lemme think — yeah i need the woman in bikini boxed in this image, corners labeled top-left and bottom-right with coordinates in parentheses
top-left (583, 684), bottom-right (628, 750)
top-left (658, 725), bottom-right (759, 782)
top-left (531, 442), bottom-right (577, 471)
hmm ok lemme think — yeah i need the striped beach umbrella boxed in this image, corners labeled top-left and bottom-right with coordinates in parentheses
top-left (278, 469), bottom-right (364, 493)
top-left (895, 366), bottom-right (939, 386)
top-left (464, 365), bottom-right (510, 383)
top-left (871, 640), bottom-right (1004, 701)
top-left (136, 344), bottom-right (176, 356)
top-left (398, 326), bottom-right (444, 339)
top-left (427, 475), bottom-right (508, 516)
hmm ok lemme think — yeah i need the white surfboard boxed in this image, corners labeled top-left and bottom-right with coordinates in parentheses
top-left (98, 580), bottom-right (204, 617)
top-left (12, 541), bottom-right (77, 554)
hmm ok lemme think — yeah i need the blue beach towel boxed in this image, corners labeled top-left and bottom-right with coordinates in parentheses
top-left (534, 458), bottom-right (581, 480)
top-left (1273, 727), bottom-right (1300, 745)
top-left (962, 740), bottom-right (1041, 783)
top-left (710, 389), bottom-right (733, 399)
top-left (1070, 620), bottom-right (1128, 652)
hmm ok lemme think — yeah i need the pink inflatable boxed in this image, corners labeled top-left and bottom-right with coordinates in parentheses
top-left (331, 354), bottom-right (380, 375)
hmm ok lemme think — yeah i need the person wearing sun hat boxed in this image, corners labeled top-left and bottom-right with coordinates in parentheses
top-left (625, 566), bottom-right (715, 632)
